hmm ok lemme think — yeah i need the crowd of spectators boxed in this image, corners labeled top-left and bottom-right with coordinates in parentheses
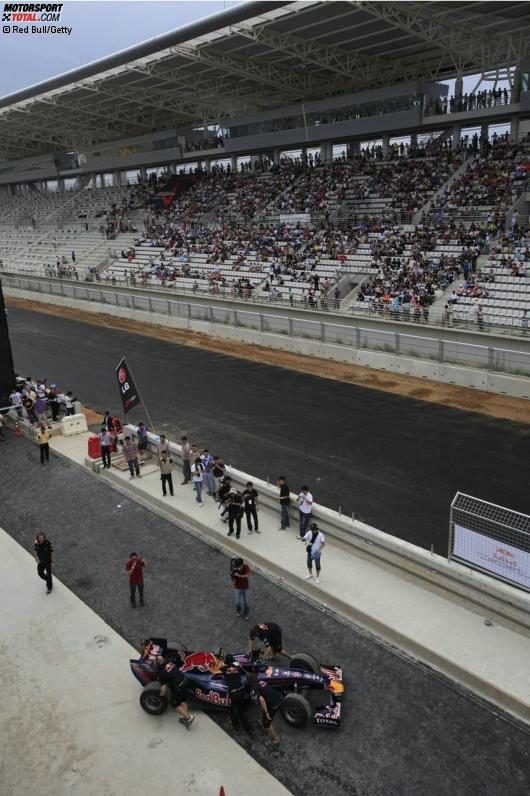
top-left (426, 87), bottom-right (512, 116)
top-left (184, 134), bottom-right (225, 152)
top-left (431, 140), bottom-right (529, 211)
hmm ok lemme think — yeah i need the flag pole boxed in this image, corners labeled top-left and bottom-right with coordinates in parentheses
top-left (116, 357), bottom-right (158, 437)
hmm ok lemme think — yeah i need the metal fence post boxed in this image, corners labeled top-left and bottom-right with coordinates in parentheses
top-left (355, 327), bottom-right (361, 349)
top-left (488, 347), bottom-right (494, 371)
top-left (167, 300), bottom-right (171, 316)
top-left (187, 303), bottom-right (191, 322)
top-left (148, 298), bottom-right (153, 313)
top-left (209, 306), bottom-right (214, 323)
top-left (321, 322), bottom-right (325, 341)
top-left (288, 317), bottom-right (293, 337)
top-left (233, 310), bottom-right (238, 327)
top-left (439, 339), bottom-right (444, 363)
top-left (260, 314), bottom-right (264, 333)
top-left (395, 332), bottom-right (400, 355)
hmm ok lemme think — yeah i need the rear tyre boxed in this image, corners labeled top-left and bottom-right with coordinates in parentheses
top-left (281, 693), bottom-right (311, 728)
top-left (289, 652), bottom-right (319, 674)
top-left (140, 682), bottom-right (168, 715)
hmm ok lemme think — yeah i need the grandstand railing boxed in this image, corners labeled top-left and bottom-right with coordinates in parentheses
top-left (2, 268), bottom-right (529, 340)
top-left (3, 273), bottom-right (530, 379)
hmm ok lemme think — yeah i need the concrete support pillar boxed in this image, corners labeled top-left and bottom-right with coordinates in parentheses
top-left (169, 162), bottom-right (177, 174)
top-left (57, 177), bottom-right (65, 192)
top-left (273, 148), bottom-right (280, 166)
top-left (480, 122), bottom-right (489, 142)
top-left (90, 174), bottom-right (97, 189)
top-left (511, 65), bottom-right (522, 104)
top-left (321, 141), bottom-right (333, 163)
top-left (382, 133), bottom-right (390, 158)
top-left (510, 115), bottom-right (520, 143)
top-left (410, 131), bottom-right (417, 148)
top-left (452, 124), bottom-right (461, 150)
top-left (139, 167), bottom-right (147, 184)
top-left (230, 156), bottom-right (238, 172)
top-left (112, 171), bottom-right (121, 187)
top-left (203, 159), bottom-right (211, 173)
top-left (455, 76), bottom-right (463, 99)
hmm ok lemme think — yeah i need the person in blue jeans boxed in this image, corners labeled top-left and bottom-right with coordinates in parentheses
top-left (278, 476), bottom-right (290, 529)
top-left (231, 558), bottom-right (250, 618)
top-left (191, 457), bottom-right (204, 506)
top-left (297, 485), bottom-right (313, 537)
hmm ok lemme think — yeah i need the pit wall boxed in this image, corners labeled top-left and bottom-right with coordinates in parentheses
top-left (5, 286), bottom-right (530, 400)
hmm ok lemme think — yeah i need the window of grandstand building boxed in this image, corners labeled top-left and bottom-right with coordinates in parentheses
top-left (360, 139), bottom-right (383, 152)
top-left (64, 178), bottom-right (77, 191)
top-left (46, 180), bottom-right (58, 193)
top-left (307, 146), bottom-right (321, 161)
top-left (211, 158), bottom-right (231, 170)
top-left (280, 149), bottom-right (303, 162)
top-left (102, 174), bottom-right (113, 187)
top-left (488, 121), bottom-right (510, 140)
top-left (122, 170), bottom-right (139, 185)
top-left (177, 162), bottom-right (198, 174)
top-left (236, 155), bottom-right (251, 171)
top-left (389, 135), bottom-right (411, 154)
top-left (416, 131), bottom-right (444, 147)
top-left (332, 144), bottom-right (347, 160)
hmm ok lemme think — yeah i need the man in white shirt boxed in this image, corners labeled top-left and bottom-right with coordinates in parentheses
top-left (297, 485), bottom-right (313, 538)
top-left (301, 522), bottom-right (326, 584)
top-left (9, 389), bottom-right (22, 418)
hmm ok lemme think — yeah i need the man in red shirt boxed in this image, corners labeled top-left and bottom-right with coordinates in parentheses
top-left (125, 552), bottom-right (147, 608)
top-left (230, 557), bottom-right (250, 619)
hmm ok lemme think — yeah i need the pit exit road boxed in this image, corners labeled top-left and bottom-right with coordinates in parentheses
top-left (7, 305), bottom-right (530, 553)
top-left (0, 437), bottom-right (528, 796)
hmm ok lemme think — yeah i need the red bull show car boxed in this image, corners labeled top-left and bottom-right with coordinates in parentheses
top-left (130, 637), bottom-right (344, 728)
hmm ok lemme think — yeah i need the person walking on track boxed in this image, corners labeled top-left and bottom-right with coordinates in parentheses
top-left (34, 532), bottom-right (54, 594)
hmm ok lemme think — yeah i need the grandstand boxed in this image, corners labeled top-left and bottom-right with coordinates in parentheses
top-left (1, 0), bottom-right (530, 341)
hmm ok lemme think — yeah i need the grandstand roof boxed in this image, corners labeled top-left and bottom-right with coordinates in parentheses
top-left (1, 0), bottom-right (529, 160)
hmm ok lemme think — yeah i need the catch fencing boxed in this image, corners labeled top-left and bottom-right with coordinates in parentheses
top-left (3, 273), bottom-right (530, 379)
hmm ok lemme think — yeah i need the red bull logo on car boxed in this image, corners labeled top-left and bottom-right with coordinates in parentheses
top-left (180, 651), bottom-right (219, 672)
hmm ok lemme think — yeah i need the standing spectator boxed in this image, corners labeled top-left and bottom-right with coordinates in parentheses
top-left (36, 425), bottom-right (50, 464)
top-left (34, 531), bottom-right (54, 594)
top-left (212, 455), bottom-right (226, 499)
top-left (34, 394), bottom-right (49, 427)
top-left (301, 522), bottom-right (326, 584)
top-left (102, 411), bottom-right (113, 432)
top-left (278, 476), bottom-right (291, 530)
top-left (123, 435), bottom-right (141, 478)
top-left (137, 422), bottom-right (148, 458)
top-left (191, 456), bottom-right (204, 506)
top-left (242, 481), bottom-right (259, 534)
top-left (23, 395), bottom-right (37, 425)
top-left (125, 552), bottom-right (146, 608)
top-left (159, 450), bottom-right (175, 497)
top-left (201, 449), bottom-right (216, 496)
top-left (63, 391), bottom-right (77, 416)
top-left (71, 250), bottom-right (76, 262)
top-left (9, 388), bottom-right (22, 418)
top-left (253, 679), bottom-right (282, 747)
top-left (297, 485), bottom-right (313, 537)
top-left (218, 476), bottom-right (233, 523)
top-left (230, 557), bottom-right (250, 618)
top-left (228, 490), bottom-right (243, 539)
top-left (181, 435), bottom-right (192, 484)
top-left (156, 433), bottom-right (170, 461)
top-left (48, 387), bottom-right (60, 422)
top-left (99, 427), bottom-right (113, 469)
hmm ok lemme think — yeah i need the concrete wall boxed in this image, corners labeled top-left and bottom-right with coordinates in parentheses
top-left (5, 285), bottom-right (530, 400)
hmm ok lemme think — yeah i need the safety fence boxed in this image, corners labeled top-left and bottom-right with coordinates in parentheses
top-left (3, 273), bottom-right (530, 378)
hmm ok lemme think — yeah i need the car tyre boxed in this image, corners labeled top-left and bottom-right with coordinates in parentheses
top-left (281, 693), bottom-right (311, 728)
top-left (140, 682), bottom-right (168, 715)
top-left (289, 652), bottom-right (319, 674)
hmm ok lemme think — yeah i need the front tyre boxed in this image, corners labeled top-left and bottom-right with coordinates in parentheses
top-left (281, 693), bottom-right (311, 727)
top-left (140, 682), bottom-right (168, 715)
top-left (289, 652), bottom-right (319, 674)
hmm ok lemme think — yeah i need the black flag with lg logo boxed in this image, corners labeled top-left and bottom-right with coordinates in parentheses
top-left (116, 357), bottom-right (141, 414)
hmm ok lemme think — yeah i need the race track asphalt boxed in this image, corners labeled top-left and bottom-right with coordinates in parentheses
top-left (7, 306), bottom-right (530, 554)
top-left (0, 436), bottom-right (528, 796)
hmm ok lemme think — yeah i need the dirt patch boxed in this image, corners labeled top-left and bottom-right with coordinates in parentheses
top-left (7, 295), bottom-right (530, 425)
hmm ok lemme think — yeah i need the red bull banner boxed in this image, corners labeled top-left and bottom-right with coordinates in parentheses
top-left (453, 524), bottom-right (530, 590)
top-left (116, 357), bottom-right (141, 414)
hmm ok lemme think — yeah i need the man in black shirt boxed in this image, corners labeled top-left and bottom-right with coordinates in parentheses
top-left (278, 476), bottom-right (291, 530)
top-left (155, 656), bottom-right (194, 728)
top-left (228, 491), bottom-right (243, 539)
top-left (222, 654), bottom-right (251, 731)
top-left (218, 476), bottom-right (233, 523)
top-left (253, 679), bottom-right (283, 747)
top-left (242, 481), bottom-right (259, 534)
top-left (248, 622), bottom-right (290, 661)
top-left (34, 532), bottom-right (54, 594)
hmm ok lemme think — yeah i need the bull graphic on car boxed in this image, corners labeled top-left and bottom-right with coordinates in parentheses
top-left (130, 637), bottom-right (344, 729)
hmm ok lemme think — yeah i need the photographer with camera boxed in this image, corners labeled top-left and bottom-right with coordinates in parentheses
top-left (227, 489), bottom-right (244, 539)
top-left (230, 557), bottom-right (250, 618)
